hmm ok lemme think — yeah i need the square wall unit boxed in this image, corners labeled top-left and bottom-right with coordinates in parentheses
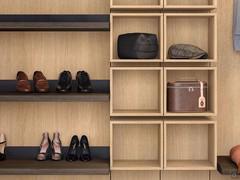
top-left (110, 67), bottom-right (163, 116)
top-left (164, 0), bottom-right (217, 10)
top-left (164, 67), bottom-right (217, 116)
top-left (111, 14), bottom-right (163, 63)
top-left (111, 120), bottom-right (163, 170)
top-left (164, 13), bottom-right (217, 62)
top-left (164, 120), bottom-right (217, 170)
top-left (111, 0), bottom-right (163, 10)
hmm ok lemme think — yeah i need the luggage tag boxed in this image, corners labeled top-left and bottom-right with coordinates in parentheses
top-left (198, 81), bottom-right (206, 109)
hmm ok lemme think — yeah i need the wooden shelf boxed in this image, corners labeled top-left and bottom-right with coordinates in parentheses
top-left (0, 80), bottom-right (109, 102)
top-left (164, 0), bottom-right (217, 10)
top-left (1, 146), bottom-right (110, 175)
top-left (112, 160), bottom-right (161, 170)
top-left (0, 159), bottom-right (110, 175)
top-left (217, 156), bottom-right (239, 176)
top-left (165, 59), bottom-right (216, 63)
top-left (110, 59), bottom-right (162, 63)
top-left (110, 120), bottom-right (163, 170)
top-left (164, 120), bottom-right (217, 170)
top-left (0, 15), bottom-right (110, 31)
top-left (110, 0), bottom-right (163, 10)
top-left (165, 160), bottom-right (215, 170)
top-left (164, 5), bottom-right (216, 10)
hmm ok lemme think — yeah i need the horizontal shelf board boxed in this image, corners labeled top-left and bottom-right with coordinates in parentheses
top-left (111, 5), bottom-right (163, 10)
top-left (166, 160), bottom-right (215, 170)
top-left (112, 160), bottom-right (161, 170)
top-left (0, 146), bottom-right (110, 175)
top-left (0, 80), bottom-right (109, 102)
top-left (111, 59), bottom-right (162, 63)
top-left (111, 110), bottom-right (162, 117)
top-left (164, 59), bottom-right (216, 63)
top-left (164, 112), bottom-right (216, 117)
top-left (0, 160), bottom-right (109, 175)
top-left (164, 5), bottom-right (216, 10)
top-left (217, 156), bottom-right (239, 176)
top-left (0, 15), bottom-right (110, 31)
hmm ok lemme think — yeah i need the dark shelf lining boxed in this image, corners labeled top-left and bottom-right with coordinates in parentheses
top-left (0, 146), bottom-right (110, 175)
top-left (0, 80), bottom-right (109, 102)
top-left (217, 156), bottom-right (239, 176)
top-left (0, 14), bottom-right (110, 31)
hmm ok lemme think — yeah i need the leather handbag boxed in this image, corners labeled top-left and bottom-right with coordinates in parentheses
top-left (167, 81), bottom-right (208, 112)
top-left (117, 33), bottom-right (159, 59)
top-left (168, 44), bottom-right (208, 59)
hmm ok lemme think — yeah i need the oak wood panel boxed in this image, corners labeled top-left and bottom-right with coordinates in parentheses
top-left (0, 175), bottom-right (110, 180)
top-left (111, 0), bottom-right (161, 6)
top-left (0, 0), bottom-right (109, 14)
top-left (0, 102), bottom-right (110, 146)
top-left (112, 171), bottom-right (160, 180)
top-left (0, 32), bottom-right (109, 80)
top-left (165, 0), bottom-right (214, 6)
top-left (162, 171), bottom-right (209, 180)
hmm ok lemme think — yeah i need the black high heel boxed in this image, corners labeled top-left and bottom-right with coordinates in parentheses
top-left (79, 135), bottom-right (91, 161)
top-left (36, 132), bottom-right (51, 161)
top-left (66, 135), bottom-right (79, 161)
top-left (0, 133), bottom-right (6, 161)
top-left (76, 71), bottom-right (92, 93)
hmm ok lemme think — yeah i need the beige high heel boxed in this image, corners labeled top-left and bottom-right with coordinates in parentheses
top-left (36, 132), bottom-right (51, 161)
top-left (52, 132), bottom-right (62, 161)
top-left (0, 133), bottom-right (6, 161)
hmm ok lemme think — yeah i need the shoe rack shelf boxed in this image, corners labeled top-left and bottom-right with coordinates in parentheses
top-left (0, 147), bottom-right (109, 175)
top-left (0, 80), bottom-right (109, 102)
top-left (0, 15), bottom-right (110, 31)
top-left (110, 119), bottom-right (163, 170)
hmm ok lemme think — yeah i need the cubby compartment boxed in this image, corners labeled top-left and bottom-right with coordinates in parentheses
top-left (164, 13), bottom-right (217, 62)
top-left (164, 0), bottom-right (217, 10)
top-left (164, 119), bottom-right (217, 170)
top-left (110, 120), bottom-right (163, 170)
top-left (111, 67), bottom-right (163, 116)
top-left (164, 67), bottom-right (217, 116)
top-left (111, 0), bottom-right (163, 10)
top-left (111, 14), bottom-right (163, 63)
top-left (112, 171), bottom-right (161, 180)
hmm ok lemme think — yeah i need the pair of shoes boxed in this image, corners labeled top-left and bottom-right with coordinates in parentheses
top-left (56, 71), bottom-right (92, 93)
top-left (66, 135), bottom-right (91, 162)
top-left (16, 71), bottom-right (49, 93)
top-left (36, 132), bottom-right (62, 161)
top-left (0, 134), bottom-right (6, 161)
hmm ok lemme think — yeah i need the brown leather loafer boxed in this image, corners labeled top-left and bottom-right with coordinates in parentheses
top-left (16, 71), bottom-right (32, 93)
top-left (33, 71), bottom-right (49, 93)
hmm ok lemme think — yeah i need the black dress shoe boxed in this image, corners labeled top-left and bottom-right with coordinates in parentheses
top-left (79, 135), bottom-right (91, 161)
top-left (56, 71), bottom-right (72, 93)
top-left (66, 135), bottom-right (79, 161)
top-left (76, 71), bottom-right (92, 93)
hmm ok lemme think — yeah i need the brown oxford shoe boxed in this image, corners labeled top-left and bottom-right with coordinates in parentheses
top-left (33, 71), bottom-right (49, 93)
top-left (16, 71), bottom-right (32, 93)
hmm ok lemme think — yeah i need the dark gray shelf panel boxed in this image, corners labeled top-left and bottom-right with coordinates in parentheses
top-left (217, 156), bottom-right (239, 176)
top-left (0, 146), bottom-right (110, 175)
top-left (0, 15), bottom-right (110, 31)
top-left (0, 80), bottom-right (109, 102)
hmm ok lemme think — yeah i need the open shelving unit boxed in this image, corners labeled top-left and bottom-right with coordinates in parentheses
top-left (110, 119), bottom-right (163, 170)
top-left (110, 13), bottom-right (163, 64)
top-left (164, 13), bottom-right (217, 63)
top-left (164, 0), bottom-right (217, 10)
top-left (110, 67), bottom-right (163, 116)
top-left (164, 67), bottom-right (217, 116)
top-left (164, 119), bottom-right (217, 170)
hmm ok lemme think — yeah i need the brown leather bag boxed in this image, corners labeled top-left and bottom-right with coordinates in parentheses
top-left (167, 81), bottom-right (208, 113)
top-left (230, 145), bottom-right (240, 173)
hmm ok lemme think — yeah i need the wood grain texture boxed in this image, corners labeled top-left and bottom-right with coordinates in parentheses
top-left (112, 171), bottom-right (160, 180)
top-left (162, 171), bottom-right (209, 180)
top-left (0, 32), bottom-right (109, 80)
top-left (0, 0), bottom-right (109, 14)
top-left (0, 102), bottom-right (110, 146)
top-left (165, 0), bottom-right (214, 6)
top-left (0, 175), bottom-right (110, 180)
